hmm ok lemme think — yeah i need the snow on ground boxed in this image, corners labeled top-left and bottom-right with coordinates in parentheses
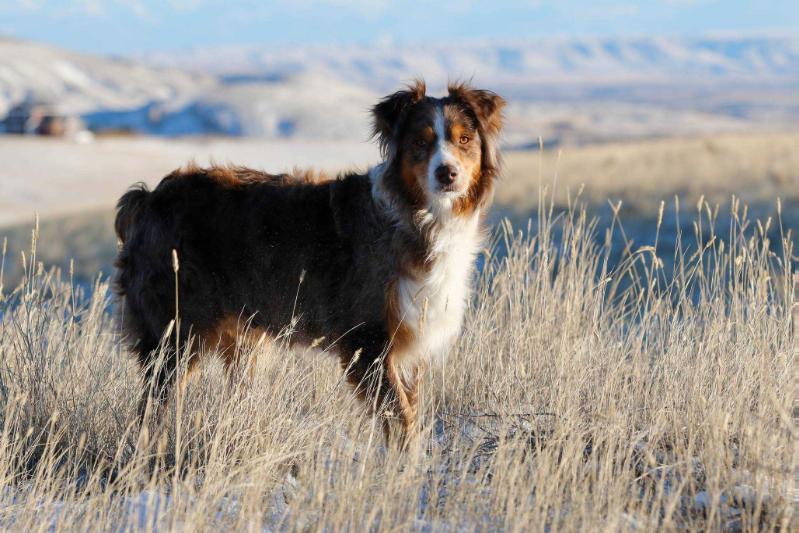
top-left (0, 37), bottom-right (378, 140)
top-left (0, 36), bottom-right (215, 119)
top-left (186, 75), bottom-right (377, 139)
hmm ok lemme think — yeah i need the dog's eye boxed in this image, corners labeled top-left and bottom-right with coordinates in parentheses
top-left (459, 135), bottom-right (470, 145)
top-left (415, 139), bottom-right (427, 148)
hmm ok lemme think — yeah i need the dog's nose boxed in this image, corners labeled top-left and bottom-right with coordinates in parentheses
top-left (434, 164), bottom-right (458, 185)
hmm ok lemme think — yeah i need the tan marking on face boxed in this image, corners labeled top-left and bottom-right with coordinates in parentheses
top-left (386, 87), bottom-right (504, 217)
top-left (418, 104), bottom-right (482, 212)
top-left (396, 103), bottom-right (481, 207)
top-left (444, 105), bottom-right (483, 185)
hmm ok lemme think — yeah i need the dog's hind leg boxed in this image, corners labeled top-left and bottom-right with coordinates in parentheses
top-left (135, 342), bottom-right (171, 425)
top-left (118, 301), bottom-right (161, 425)
top-left (221, 340), bottom-right (260, 390)
top-left (135, 325), bottom-right (198, 421)
top-left (138, 343), bottom-right (179, 425)
top-left (203, 315), bottom-right (266, 390)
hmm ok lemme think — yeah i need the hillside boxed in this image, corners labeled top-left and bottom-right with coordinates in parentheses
top-left (144, 34), bottom-right (799, 89)
top-left (0, 36), bottom-right (214, 118)
top-left (1, 35), bottom-right (798, 144)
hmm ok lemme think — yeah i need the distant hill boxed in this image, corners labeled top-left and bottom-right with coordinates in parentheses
top-left (142, 34), bottom-right (799, 90)
top-left (1, 35), bottom-right (797, 145)
top-left (0, 37), bottom-right (214, 118)
top-left (0, 37), bottom-right (376, 140)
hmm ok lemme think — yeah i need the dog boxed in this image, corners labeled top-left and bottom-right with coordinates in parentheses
top-left (114, 80), bottom-right (504, 447)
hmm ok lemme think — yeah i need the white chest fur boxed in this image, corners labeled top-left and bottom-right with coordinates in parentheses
top-left (396, 211), bottom-right (481, 364)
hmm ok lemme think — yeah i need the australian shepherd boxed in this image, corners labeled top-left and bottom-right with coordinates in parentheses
top-left (114, 80), bottom-right (504, 447)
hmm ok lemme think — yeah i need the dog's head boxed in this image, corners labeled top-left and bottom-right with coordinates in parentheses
top-left (372, 80), bottom-right (505, 216)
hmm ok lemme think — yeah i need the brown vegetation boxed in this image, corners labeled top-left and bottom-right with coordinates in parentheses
top-left (499, 133), bottom-right (799, 213)
top-left (0, 190), bottom-right (793, 530)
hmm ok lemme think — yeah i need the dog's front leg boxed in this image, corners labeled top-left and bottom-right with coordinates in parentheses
top-left (384, 352), bottom-right (423, 452)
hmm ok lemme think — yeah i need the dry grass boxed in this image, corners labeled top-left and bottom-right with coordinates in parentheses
top-left (499, 132), bottom-right (799, 213)
top-left (0, 189), bottom-right (794, 531)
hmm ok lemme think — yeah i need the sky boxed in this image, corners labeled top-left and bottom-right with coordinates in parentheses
top-left (0, 1), bottom-right (796, 55)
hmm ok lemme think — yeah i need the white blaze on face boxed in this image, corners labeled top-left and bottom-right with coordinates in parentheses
top-left (426, 106), bottom-right (464, 198)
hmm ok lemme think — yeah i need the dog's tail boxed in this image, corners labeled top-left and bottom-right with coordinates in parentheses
top-left (115, 183), bottom-right (150, 243)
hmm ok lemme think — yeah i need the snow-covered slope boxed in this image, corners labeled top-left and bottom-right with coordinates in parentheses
top-left (143, 34), bottom-right (799, 92)
top-left (79, 74), bottom-right (377, 139)
top-left (0, 37), bottom-right (377, 139)
top-left (1, 35), bottom-right (797, 144)
top-left (173, 75), bottom-right (376, 140)
top-left (0, 37), bottom-right (215, 118)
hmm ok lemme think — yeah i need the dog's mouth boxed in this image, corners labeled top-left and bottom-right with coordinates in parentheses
top-left (435, 181), bottom-right (468, 196)
top-left (438, 183), bottom-right (459, 193)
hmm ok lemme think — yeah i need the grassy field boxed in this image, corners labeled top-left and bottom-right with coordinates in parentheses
top-left (0, 188), bottom-right (794, 530)
top-left (498, 133), bottom-right (799, 214)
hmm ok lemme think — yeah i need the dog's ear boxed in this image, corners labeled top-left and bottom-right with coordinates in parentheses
top-left (448, 83), bottom-right (505, 176)
top-left (448, 83), bottom-right (505, 138)
top-left (372, 79), bottom-right (426, 156)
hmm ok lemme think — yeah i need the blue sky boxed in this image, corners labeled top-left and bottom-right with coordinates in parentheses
top-left (1, 1), bottom-right (796, 55)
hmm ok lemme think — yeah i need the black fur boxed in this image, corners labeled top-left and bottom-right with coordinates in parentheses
top-left (115, 167), bottom-right (401, 412)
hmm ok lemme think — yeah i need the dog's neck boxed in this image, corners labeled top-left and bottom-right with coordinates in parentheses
top-left (369, 162), bottom-right (403, 222)
top-left (369, 162), bottom-right (482, 364)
